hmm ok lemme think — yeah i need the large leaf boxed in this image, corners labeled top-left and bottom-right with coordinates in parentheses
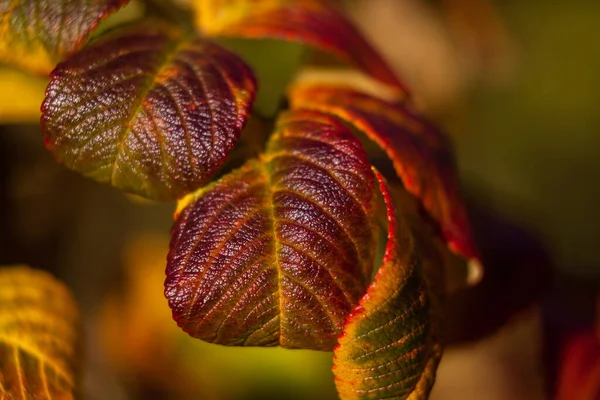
top-left (0, 0), bottom-right (129, 74)
top-left (42, 24), bottom-right (257, 200)
top-left (165, 109), bottom-right (377, 350)
top-left (0, 266), bottom-right (80, 399)
top-left (195, 0), bottom-right (407, 92)
top-left (333, 172), bottom-right (441, 400)
top-left (289, 84), bottom-right (479, 263)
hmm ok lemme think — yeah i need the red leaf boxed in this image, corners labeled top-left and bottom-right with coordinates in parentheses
top-left (198, 0), bottom-right (407, 92)
top-left (556, 330), bottom-right (600, 400)
top-left (41, 25), bottom-right (256, 200)
top-left (165, 109), bottom-right (377, 350)
top-left (289, 84), bottom-right (479, 263)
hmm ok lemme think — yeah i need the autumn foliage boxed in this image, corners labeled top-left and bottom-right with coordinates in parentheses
top-left (0, 0), bottom-right (481, 399)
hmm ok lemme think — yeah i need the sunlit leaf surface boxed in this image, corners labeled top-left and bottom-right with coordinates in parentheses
top-left (0, 266), bottom-right (80, 399)
top-left (195, 0), bottom-right (407, 91)
top-left (165, 109), bottom-right (377, 350)
top-left (289, 84), bottom-right (479, 262)
top-left (42, 24), bottom-right (256, 200)
top-left (333, 172), bottom-right (441, 400)
top-left (0, 0), bottom-right (129, 74)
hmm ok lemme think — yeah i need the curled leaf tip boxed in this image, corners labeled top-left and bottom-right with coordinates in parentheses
top-left (466, 258), bottom-right (484, 286)
top-left (333, 171), bottom-right (441, 400)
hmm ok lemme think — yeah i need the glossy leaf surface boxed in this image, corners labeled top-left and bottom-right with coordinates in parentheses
top-left (334, 172), bottom-right (441, 400)
top-left (165, 109), bottom-right (377, 350)
top-left (196, 0), bottom-right (407, 91)
top-left (42, 25), bottom-right (256, 200)
top-left (0, 266), bottom-right (80, 399)
top-left (0, 0), bottom-right (129, 74)
top-left (289, 84), bottom-right (478, 262)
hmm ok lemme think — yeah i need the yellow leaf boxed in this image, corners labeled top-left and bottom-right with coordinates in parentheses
top-left (0, 0), bottom-right (130, 74)
top-left (0, 266), bottom-right (80, 399)
top-left (195, 0), bottom-right (283, 34)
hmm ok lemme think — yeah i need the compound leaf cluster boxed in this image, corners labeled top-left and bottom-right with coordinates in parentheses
top-left (0, 1), bottom-right (482, 399)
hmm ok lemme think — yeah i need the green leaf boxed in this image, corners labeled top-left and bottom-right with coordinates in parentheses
top-left (165, 109), bottom-right (378, 350)
top-left (333, 172), bottom-right (441, 400)
top-left (42, 24), bottom-right (257, 201)
top-left (0, 0), bottom-right (130, 74)
top-left (0, 266), bottom-right (80, 399)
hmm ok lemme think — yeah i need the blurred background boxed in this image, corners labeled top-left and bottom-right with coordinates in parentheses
top-left (1, 0), bottom-right (599, 398)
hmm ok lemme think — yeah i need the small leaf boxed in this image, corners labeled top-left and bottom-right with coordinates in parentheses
top-left (195, 0), bottom-right (407, 92)
top-left (289, 84), bottom-right (479, 263)
top-left (42, 24), bottom-right (257, 200)
top-left (333, 172), bottom-right (441, 400)
top-left (165, 109), bottom-right (377, 350)
top-left (0, 0), bottom-right (129, 74)
top-left (0, 266), bottom-right (80, 399)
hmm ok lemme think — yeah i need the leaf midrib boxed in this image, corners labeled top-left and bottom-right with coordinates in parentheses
top-left (256, 159), bottom-right (285, 345)
top-left (109, 33), bottom-right (190, 185)
top-left (0, 334), bottom-right (73, 387)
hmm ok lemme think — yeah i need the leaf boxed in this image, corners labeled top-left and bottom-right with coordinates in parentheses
top-left (195, 0), bottom-right (407, 92)
top-left (556, 331), bottom-right (600, 400)
top-left (0, 0), bottom-right (129, 74)
top-left (165, 109), bottom-right (377, 350)
top-left (0, 67), bottom-right (47, 123)
top-left (294, 68), bottom-right (404, 103)
top-left (333, 171), bottom-right (441, 400)
top-left (41, 24), bottom-right (257, 201)
top-left (289, 84), bottom-right (480, 264)
top-left (0, 266), bottom-right (80, 399)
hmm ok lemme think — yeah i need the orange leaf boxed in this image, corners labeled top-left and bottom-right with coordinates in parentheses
top-left (0, 266), bottom-right (80, 399)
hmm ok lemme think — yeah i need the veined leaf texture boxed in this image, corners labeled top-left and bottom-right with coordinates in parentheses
top-left (166, 110), bottom-right (378, 351)
top-left (0, 1), bottom-right (485, 398)
top-left (0, 266), bottom-right (80, 399)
